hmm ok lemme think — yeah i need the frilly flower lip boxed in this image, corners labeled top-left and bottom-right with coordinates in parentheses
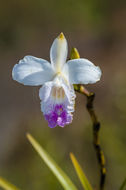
top-left (44, 104), bottom-right (72, 128)
top-left (12, 33), bottom-right (102, 128)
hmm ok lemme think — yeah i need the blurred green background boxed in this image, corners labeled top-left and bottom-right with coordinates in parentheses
top-left (0, 0), bottom-right (126, 189)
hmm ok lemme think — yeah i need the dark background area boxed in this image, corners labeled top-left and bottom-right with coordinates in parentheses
top-left (0, 0), bottom-right (126, 189)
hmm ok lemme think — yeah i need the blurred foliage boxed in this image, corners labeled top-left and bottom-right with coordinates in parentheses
top-left (27, 133), bottom-right (78, 190)
top-left (0, 0), bottom-right (125, 48)
top-left (0, 177), bottom-right (19, 190)
top-left (70, 153), bottom-right (93, 190)
top-left (119, 178), bottom-right (126, 190)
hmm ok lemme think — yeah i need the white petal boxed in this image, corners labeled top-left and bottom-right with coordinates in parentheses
top-left (65, 58), bottom-right (102, 84)
top-left (12, 56), bottom-right (55, 86)
top-left (50, 33), bottom-right (68, 72)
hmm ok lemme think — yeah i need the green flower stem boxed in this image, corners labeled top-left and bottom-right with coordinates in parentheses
top-left (71, 48), bottom-right (106, 190)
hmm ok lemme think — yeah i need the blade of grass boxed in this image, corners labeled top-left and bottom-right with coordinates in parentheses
top-left (70, 153), bottom-right (93, 190)
top-left (0, 177), bottom-right (20, 190)
top-left (27, 133), bottom-right (78, 190)
top-left (120, 178), bottom-right (126, 190)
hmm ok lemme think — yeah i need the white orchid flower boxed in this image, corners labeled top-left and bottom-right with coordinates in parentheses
top-left (12, 33), bottom-right (101, 128)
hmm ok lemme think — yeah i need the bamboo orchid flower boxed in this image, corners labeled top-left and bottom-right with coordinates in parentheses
top-left (12, 33), bottom-right (101, 128)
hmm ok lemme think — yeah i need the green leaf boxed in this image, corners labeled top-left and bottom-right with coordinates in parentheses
top-left (70, 153), bottom-right (93, 190)
top-left (0, 177), bottom-right (20, 190)
top-left (27, 133), bottom-right (78, 190)
top-left (120, 178), bottom-right (126, 190)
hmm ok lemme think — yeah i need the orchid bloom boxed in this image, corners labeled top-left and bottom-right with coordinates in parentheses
top-left (12, 33), bottom-right (101, 128)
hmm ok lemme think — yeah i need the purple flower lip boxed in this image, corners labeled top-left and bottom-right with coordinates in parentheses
top-left (44, 104), bottom-right (72, 128)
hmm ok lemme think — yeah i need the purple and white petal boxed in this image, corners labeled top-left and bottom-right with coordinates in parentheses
top-left (12, 56), bottom-right (55, 86)
top-left (39, 76), bottom-right (75, 128)
top-left (65, 58), bottom-right (102, 84)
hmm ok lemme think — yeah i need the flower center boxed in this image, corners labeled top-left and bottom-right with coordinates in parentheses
top-left (51, 86), bottom-right (65, 100)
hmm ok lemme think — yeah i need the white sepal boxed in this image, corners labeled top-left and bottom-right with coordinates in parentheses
top-left (66, 58), bottom-right (102, 84)
top-left (50, 33), bottom-right (68, 72)
top-left (12, 56), bottom-right (55, 86)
